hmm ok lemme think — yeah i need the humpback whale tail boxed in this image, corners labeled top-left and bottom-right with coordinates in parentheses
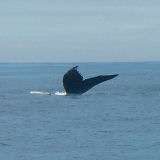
top-left (82, 74), bottom-right (118, 92)
top-left (63, 66), bottom-right (118, 94)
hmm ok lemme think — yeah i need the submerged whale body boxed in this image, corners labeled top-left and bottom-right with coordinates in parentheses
top-left (63, 66), bottom-right (118, 94)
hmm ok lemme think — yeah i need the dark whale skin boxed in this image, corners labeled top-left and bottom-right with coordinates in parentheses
top-left (63, 66), bottom-right (118, 94)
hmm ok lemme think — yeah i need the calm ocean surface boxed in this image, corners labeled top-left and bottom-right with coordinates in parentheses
top-left (0, 62), bottom-right (160, 160)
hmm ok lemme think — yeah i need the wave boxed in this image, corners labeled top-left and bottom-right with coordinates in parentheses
top-left (30, 91), bottom-right (51, 95)
top-left (30, 91), bottom-right (67, 96)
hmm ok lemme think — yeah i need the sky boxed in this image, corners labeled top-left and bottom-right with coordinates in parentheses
top-left (0, 0), bottom-right (160, 62)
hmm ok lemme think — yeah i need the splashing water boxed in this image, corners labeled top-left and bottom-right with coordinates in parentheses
top-left (55, 91), bottom-right (67, 96)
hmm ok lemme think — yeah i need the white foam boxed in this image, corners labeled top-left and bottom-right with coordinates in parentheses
top-left (55, 91), bottom-right (67, 96)
top-left (30, 91), bottom-right (51, 95)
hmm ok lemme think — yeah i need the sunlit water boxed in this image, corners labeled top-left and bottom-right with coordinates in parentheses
top-left (0, 62), bottom-right (160, 160)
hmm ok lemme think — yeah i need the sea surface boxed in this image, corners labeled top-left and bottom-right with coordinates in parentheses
top-left (0, 62), bottom-right (160, 160)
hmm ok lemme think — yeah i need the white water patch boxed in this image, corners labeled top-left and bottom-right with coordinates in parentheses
top-left (55, 91), bottom-right (67, 96)
top-left (30, 91), bottom-right (51, 95)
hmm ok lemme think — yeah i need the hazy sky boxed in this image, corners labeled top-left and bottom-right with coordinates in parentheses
top-left (1, 0), bottom-right (160, 62)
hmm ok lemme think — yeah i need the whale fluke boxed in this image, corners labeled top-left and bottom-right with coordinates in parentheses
top-left (63, 66), bottom-right (118, 94)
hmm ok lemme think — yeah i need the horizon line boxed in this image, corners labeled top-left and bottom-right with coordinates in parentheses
top-left (0, 60), bottom-right (160, 64)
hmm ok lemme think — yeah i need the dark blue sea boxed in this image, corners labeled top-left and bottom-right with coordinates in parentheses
top-left (0, 62), bottom-right (160, 160)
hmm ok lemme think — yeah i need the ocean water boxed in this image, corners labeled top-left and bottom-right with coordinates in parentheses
top-left (0, 62), bottom-right (160, 160)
